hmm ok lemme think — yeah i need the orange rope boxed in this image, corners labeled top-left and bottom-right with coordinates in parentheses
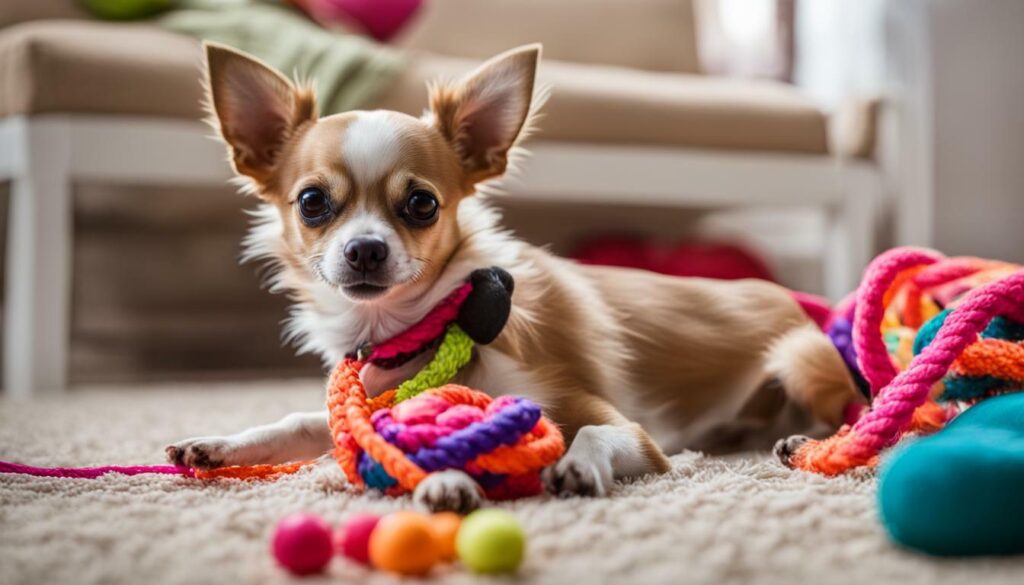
top-left (326, 359), bottom-right (428, 491)
top-left (907, 400), bottom-right (948, 434)
top-left (789, 400), bottom-right (948, 475)
top-left (192, 460), bottom-right (313, 480)
top-left (883, 265), bottom-right (926, 312)
top-left (474, 418), bottom-right (564, 475)
top-left (368, 389), bottom-right (397, 412)
top-left (949, 339), bottom-right (1024, 380)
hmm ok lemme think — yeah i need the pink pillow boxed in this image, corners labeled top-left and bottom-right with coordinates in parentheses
top-left (292, 0), bottom-right (423, 42)
top-left (572, 237), bottom-right (775, 282)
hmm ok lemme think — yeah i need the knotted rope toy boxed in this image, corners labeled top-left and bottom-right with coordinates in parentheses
top-left (326, 269), bottom-right (564, 499)
top-left (781, 247), bottom-right (1024, 475)
top-left (0, 267), bottom-right (565, 500)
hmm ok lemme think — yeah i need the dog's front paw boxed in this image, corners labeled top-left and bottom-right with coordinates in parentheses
top-left (413, 470), bottom-right (484, 515)
top-left (773, 434), bottom-right (811, 467)
top-left (543, 456), bottom-right (614, 497)
top-left (543, 427), bottom-right (615, 497)
top-left (165, 437), bottom-right (234, 470)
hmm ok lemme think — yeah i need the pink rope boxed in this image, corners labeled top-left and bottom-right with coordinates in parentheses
top-left (845, 270), bottom-right (1024, 459)
top-left (853, 247), bottom-right (945, 395)
top-left (0, 461), bottom-right (193, 479)
top-left (376, 401), bottom-right (487, 450)
top-left (368, 283), bottom-right (473, 361)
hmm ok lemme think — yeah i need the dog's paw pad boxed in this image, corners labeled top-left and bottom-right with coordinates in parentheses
top-left (166, 438), bottom-right (229, 470)
top-left (773, 435), bottom-right (810, 467)
top-left (543, 457), bottom-right (612, 498)
top-left (413, 470), bottom-right (483, 515)
top-left (165, 445), bottom-right (186, 467)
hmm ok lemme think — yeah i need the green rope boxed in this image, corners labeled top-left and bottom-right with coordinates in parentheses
top-left (394, 325), bottom-right (474, 403)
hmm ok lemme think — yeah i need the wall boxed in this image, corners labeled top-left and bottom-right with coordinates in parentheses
top-left (889, 0), bottom-right (1024, 261)
top-left (930, 0), bottom-right (1024, 261)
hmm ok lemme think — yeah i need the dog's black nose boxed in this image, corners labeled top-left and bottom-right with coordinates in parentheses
top-left (343, 237), bottom-right (389, 272)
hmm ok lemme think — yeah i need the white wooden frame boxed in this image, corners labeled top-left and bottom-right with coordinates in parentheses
top-left (0, 114), bottom-right (880, 396)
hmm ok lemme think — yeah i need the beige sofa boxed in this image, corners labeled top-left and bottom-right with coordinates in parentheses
top-left (0, 0), bottom-right (880, 394)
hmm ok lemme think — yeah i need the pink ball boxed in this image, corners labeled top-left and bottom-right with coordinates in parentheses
top-left (336, 513), bottom-right (381, 565)
top-left (272, 513), bottom-right (334, 576)
top-left (303, 0), bottom-right (422, 41)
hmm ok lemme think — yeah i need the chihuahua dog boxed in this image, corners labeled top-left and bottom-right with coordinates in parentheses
top-left (168, 42), bottom-right (860, 512)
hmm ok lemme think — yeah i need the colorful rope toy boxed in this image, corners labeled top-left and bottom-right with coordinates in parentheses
top-left (326, 280), bottom-right (565, 498)
top-left (327, 268), bottom-right (564, 498)
top-left (781, 247), bottom-right (1024, 475)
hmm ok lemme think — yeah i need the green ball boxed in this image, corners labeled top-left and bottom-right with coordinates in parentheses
top-left (455, 509), bottom-right (525, 574)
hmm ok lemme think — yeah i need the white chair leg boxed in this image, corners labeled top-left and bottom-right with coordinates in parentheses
top-left (4, 118), bottom-right (73, 396)
top-left (823, 164), bottom-right (879, 301)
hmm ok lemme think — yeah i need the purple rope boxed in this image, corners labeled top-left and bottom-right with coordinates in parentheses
top-left (828, 316), bottom-right (860, 374)
top-left (409, 397), bottom-right (541, 471)
top-left (826, 314), bottom-right (874, 399)
top-left (0, 460), bottom-right (194, 479)
top-left (357, 395), bottom-right (545, 486)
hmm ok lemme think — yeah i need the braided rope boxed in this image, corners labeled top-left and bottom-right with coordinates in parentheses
top-left (327, 355), bottom-right (564, 494)
top-left (0, 457), bottom-right (313, 482)
top-left (407, 397), bottom-right (536, 470)
top-left (475, 419), bottom-right (564, 476)
top-left (853, 248), bottom-right (944, 395)
top-left (0, 461), bottom-right (193, 479)
top-left (368, 283), bottom-right (472, 362)
top-left (950, 339), bottom-right (1024, 379)
top-left (394, 326), bottom-right (473, 402)
top-left (791, 247), bottom-right (1024, 475)
top-left (192, 460), bottom-right (313, 480)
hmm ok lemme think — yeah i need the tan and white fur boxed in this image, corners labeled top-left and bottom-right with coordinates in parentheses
top-left (168, 43), bottom-right (861, 512)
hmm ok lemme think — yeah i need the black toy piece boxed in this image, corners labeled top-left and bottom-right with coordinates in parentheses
top-left (457, 267), bottom-right (514, 345)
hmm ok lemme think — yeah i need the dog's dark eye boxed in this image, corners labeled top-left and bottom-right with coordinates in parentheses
top-left (297, 187), bottom-right (332, 226)
top-left (402, 189), bottom-right (439, 226)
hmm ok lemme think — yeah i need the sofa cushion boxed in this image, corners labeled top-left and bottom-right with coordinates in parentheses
top-left (395, 0), bottom-right (701, 75)
top-left (0, 20), bottom-right (828, 154)
top-left (0, 20), bottom-right (205, 120)
top-left (376, 53), bottom-right (829, 154)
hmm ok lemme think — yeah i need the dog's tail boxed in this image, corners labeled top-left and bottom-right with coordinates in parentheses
top-left (765, 324), bottom-right (864, 427)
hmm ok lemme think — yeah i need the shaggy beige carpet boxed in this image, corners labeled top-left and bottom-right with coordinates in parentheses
top-left (3, 381), bottom-right (1024, 585)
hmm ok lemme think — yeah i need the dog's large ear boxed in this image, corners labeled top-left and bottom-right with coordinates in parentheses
top-left (429, 44), bottom-right (540, 187)
top-left (204, 42), bottom-right (317, 187)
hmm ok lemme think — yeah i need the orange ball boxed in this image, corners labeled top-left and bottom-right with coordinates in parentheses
top-left (430, 512), bottom-right (462, 561)
top-left (368, 511), bottom-right (440, 575)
